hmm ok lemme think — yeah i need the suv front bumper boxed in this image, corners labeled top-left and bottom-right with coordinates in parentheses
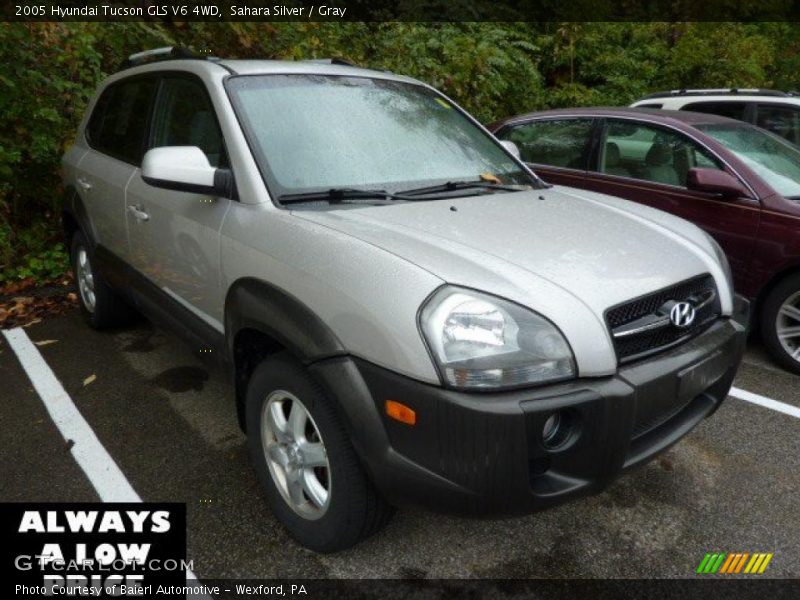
top-left (310, 295), bottom-right (749, 517)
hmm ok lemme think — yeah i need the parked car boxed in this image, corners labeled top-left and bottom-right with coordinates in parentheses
top-left (631, 88), bottom-right (800, 146)
top-left (490, 107), bottom-right (800, 373)
top-left (63, 48), bottom-right (748, 552)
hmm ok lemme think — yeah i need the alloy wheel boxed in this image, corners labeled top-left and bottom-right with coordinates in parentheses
top-left (776, 290), bottom-right (800, 365)
top-left (260, 390), bottom-right (331, 520)
top-left (76, 247), bottom-right (96, 313)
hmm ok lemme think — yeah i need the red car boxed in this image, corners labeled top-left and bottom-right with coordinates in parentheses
top-left (490, 108), bottom-right (800, 373)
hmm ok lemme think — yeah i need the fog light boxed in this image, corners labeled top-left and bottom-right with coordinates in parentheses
top-left (542, 411), bottom-right (571, 449)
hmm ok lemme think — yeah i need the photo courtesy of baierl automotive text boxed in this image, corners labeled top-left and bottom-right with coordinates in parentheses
top-left (1, 6), bottom-right (799, 599)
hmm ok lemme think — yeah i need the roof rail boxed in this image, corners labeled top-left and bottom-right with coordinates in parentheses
top-left (639, 88), bottom-right (791, 100)
top-left (117, 46), bottom-right (218, 72)
top-left (303, 57), bottom-right (395, 74)
top-left (303, 58), bottom-right (358, 67)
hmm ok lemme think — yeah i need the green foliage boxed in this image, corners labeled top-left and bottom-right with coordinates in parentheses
top-left (1, 21), bottom-right (798, 283)
top-left (343, 23), bottom-right (545, 123)
top-left (0, 222), bottom-right (69, 284)
top-left (659, 23), bottom-right (775, 88)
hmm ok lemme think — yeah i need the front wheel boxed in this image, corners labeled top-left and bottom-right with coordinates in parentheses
top-left (245, 353), bottom-right (393, 552)
top-left (760, 273), bottom-right (800, 375)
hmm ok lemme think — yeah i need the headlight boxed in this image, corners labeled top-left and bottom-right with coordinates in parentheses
top-left (420, 286), bottom-right (576, 390)
top-left (707, 234), bottom-right (733, 288)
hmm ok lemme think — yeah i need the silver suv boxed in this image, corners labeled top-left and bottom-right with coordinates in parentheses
top-left (63, 48), bottom-right (749, 552)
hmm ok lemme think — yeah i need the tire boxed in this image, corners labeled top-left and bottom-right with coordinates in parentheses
top-left (245, 353), bottom-right (393, 552)
top-left (760, 272), bottom-right (800, 375)
top-left (71, 231), bottom-right (136, 329)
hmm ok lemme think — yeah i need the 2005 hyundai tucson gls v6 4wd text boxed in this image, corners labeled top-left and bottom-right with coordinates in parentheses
top-left (62, 48), bottom-right (749, 552)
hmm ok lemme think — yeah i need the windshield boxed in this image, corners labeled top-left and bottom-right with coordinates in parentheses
top-left (226, 74), bottom-right (537, 202)
top-left (697, 122), bottom-right (800, 198)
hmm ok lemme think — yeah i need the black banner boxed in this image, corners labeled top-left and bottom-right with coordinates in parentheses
top-left (3, 503), bottom-right (187, 597)
top-left (83, 578), bottom-right (800, 599)
top-left (3, 0), bottom-right (800, 22)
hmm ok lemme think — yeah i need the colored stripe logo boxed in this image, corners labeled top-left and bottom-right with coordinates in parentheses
top-left (696, 552), bottom-right (773, 574)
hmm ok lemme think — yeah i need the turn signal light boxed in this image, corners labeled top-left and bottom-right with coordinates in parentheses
top-left (385, 400), bottom-right (416, 425)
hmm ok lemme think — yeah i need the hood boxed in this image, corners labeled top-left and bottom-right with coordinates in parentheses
top-left (296, 185), bottom-right (732, 376)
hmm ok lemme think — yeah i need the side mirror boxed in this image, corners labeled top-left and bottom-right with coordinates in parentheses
top-left (142, 146), bottom-right (233, 198)
top-left (500, 139), bottom-right (521, 160)
top-left (687, 167), bottom-right (748, 198)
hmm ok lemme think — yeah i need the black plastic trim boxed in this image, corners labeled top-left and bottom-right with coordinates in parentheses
top-left (141, 169), bottom-right (234, 199)
top-left (308, 299), bottom-right (747, 516)
top-left (224, 278), bottom-right (346, 364)
top-left (93, 245), bottom-right (226, 359)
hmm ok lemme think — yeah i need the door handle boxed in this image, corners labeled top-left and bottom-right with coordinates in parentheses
top-left (76, 177), bottom-right (92, 191)
top-left (128, 205), bottom-right (150, 222)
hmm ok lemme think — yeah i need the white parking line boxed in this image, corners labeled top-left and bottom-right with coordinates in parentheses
top-left (3, 327), bottom-right (208, 596)
top-left (4, 328), bottom-right (140, 501)
top-left (729, 386), bottom-right (800, 419)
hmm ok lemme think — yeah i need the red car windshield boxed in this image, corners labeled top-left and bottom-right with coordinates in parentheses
top-left (698, 123), bottom-right (800, 199)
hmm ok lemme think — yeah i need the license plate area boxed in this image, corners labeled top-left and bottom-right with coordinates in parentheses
top-left (629, 350), bottom-right (728, 440)
top-left (677, 350), bottom-right (728, 400)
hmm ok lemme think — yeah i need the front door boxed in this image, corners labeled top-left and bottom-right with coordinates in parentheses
top-left (126, 74), bottom-right (232, 332)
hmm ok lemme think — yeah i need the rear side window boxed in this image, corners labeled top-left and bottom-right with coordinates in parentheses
top-left (682, 101), bottom-right (748, 122)
top-left (636, 103), bottom-right (663, 109)
top-left (150, 76), bottom-right (227, 167)
top-left (499, 119), bottom-right (594, 169)
top-left (755, 103), bottom-right (800, 146)
top-left (86, 77), bottom-right (157, 164)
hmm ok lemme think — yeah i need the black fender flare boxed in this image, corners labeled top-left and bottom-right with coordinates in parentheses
top-left (224, 278), bottom-right (349, 431)
top-left (224, 277), bottom-right (346, 364)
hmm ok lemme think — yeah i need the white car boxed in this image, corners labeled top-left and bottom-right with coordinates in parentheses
top-left (631, 88), bottom-right (800, 145)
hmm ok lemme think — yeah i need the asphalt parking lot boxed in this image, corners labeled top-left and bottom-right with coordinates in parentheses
top-left (2, 310), bottom-right (799, 579)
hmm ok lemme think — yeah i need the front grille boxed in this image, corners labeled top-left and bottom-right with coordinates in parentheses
top-left (607, 274), bottom-right (721, 363)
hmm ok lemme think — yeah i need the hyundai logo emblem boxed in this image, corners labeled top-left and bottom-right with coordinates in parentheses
top-left (670, 301), bottom-right (696, 328)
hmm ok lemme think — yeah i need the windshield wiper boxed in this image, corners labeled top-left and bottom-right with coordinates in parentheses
top-left (397, 180), bottom-right (529, 197)
top-left (278, 188), bottom-right (415, 205)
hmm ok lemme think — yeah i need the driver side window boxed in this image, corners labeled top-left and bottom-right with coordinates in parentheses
top-left (597, 120), bottom-right (722, 187)
top-left (150, 76), bottom-right (227, 168)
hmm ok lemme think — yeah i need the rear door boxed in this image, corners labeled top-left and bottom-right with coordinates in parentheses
top-left (580, 118), bottom-right (761, 289)
top-left (76, 76), bottom-right (157, 260)
top-left (125, 73), bottom-right (231, 331)
top-left (495, 118), bottom-right (596, 187)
